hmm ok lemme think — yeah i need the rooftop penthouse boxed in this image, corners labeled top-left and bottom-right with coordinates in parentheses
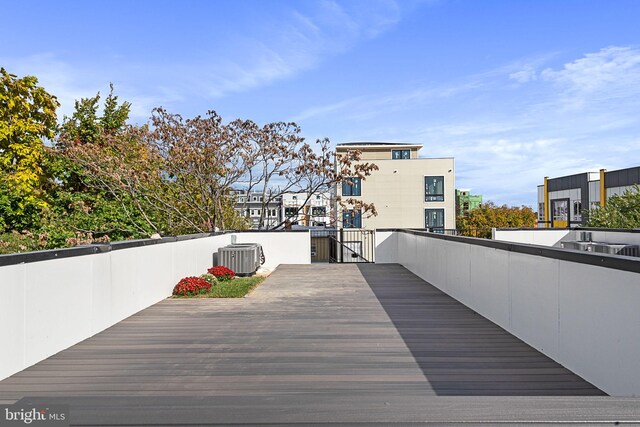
top-left (1, 228), bottom-right (639, 424)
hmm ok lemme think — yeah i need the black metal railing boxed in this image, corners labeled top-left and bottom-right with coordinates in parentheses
top-left (312, 229), bottom-right (374, 263)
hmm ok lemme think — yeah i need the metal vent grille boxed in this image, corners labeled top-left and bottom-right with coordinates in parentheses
top-left (218, 243), bottom-right (263, 276)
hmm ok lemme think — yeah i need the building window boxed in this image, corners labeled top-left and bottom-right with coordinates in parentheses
top-left (538, 203), bottom-right (545, 221)
top-left (572, 200), bottom-right (582, 221)
top-left (425, 208), bottom-right (445, 230)
top-left (252, 196), bottom-right (257, 201)
top-left (343, 209), bottom-right (362, 228)
top-left (342, 177), bottom-right (362, 196)
top-left (553, 200), bottom-right (568, 222)
top-left (316, 195), bottom-right (321, 200)
top-left (425, 176), bottom-right (444, 201)
top-left (312, 206), bottom-right (326, 216)
top-left (285, 207), bottom-right (297, 217)
top-left (292, 195), bottom-right (297, 200)
top-left (392, 149), bottom-right (410, 160)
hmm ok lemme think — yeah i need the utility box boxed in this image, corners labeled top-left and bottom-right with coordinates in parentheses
top-left (218, 243), bottom-right (263, 276)
top-left (591, 243), bottom-right (639, 257)
top-left (561, 241), bottom-right (591, 251)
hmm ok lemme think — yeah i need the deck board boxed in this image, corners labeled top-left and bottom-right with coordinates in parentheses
top-left (1, 263), bottom-right (638, 425)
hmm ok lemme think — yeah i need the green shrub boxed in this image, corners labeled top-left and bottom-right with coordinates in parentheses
top-left (199, 273), bottom-right (218, 286)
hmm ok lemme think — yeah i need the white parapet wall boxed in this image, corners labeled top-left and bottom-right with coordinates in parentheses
top-left (232, 231), bottom-right (311, 270)
top-left (0, 231), bottom-right (310, 381)
top-left (493, 228), bottom-right (574, 247)
top-left (493, 228), bottom-right (640, 247)
top-left (376, 229), bottom-right (640, 397)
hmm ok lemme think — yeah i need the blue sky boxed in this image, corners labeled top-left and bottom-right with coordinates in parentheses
top-left (2, 0), bottom-right (640, 207)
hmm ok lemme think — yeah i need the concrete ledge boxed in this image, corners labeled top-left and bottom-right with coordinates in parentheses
top-left (377, 228), bottom-right (640, 274)
top-left (0, 244), bottom-right (110, 267)
top-left (0, 230), bottom-right (307, 267)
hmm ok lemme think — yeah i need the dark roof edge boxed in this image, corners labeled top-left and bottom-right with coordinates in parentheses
top-left (493, 227), bottom-right (640, 233)
top-left (376, 228), bottom-right (640, 274)
top-left (336, 142), bottom-right (421, 146)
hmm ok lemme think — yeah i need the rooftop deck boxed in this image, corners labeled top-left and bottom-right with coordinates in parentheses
top-left (1, 264), bottom-right (638, 425)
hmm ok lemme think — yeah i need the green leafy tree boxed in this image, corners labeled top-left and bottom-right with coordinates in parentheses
top-left (48, 85), bottom-right (147, 244)
top-left (58, 83), bottom-right (130, 147)
top-left (586, 186), bottom-right (640, 228)
top-left (457, 201), bottom-right (537, 238)
top-left (0, 68), bottom-right (59, 231)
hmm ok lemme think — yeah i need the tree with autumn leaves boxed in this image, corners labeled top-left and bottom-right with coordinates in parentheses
top-left (60, 108), bottom-right (378, 233)
top-left (457, 202), bottom-right (537, 238)
top-left (1, 68), bottom-right (378, 252)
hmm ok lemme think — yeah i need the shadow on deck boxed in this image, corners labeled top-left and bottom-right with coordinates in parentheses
top-left (357, 263), bottom-right (604, 396)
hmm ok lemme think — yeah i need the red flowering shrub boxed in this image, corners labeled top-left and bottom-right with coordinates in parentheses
top-left (207, 265), bottom-right (235, 281)
top-left (172, 276), bottom-right (212, 296)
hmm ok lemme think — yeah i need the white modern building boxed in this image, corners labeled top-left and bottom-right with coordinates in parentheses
top-left (335, 142), bottom-right (455, 230)
top-left (233, 190), bottom-right (283, 229)
top-left (282, 192), bottom-right (333, 227)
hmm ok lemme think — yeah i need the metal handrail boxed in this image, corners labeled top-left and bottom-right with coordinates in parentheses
top-left (328, 235), bottom-right (372, 263)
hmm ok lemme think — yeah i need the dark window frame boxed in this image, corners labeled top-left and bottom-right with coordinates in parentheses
top-left (284, 207), bottom-right (298, 217)
top-left (311, 206), bottom-right (326, 216)
top-left (342, 177), bottom-right (362, 196)
top-left (392, 149), bottom-right (411, 160)
top-left (425, 176), bottom-right (445, 202)
top-left (425, 208), bottom-right (445, 230)
top-left (343, 209), bottom-right (362, 228)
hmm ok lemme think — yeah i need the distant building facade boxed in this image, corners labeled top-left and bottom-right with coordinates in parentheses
top-left (455, 189), bottom-right (482, 218)
top-left (335, 142), bottom-right (455, 230)
top-left (537, 166), bottom-right (640, 228)
top-left (282, 192), bottom-right (333, 227)
top-left (233, 190), bottom-right (282, 229)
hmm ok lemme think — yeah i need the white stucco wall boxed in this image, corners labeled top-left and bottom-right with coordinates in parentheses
top-left (494, 228), bottom-right (640, 247)
top-left (231, 231), bottom-right (310, 270)
top-left (376, 230), bottom-right (640, 397)
top-left (493, 229), bottom-right (574, 247)
top-left (0, 231), bottom-right (310, 381)
top-left (374, 231), bottom-right (398, 264)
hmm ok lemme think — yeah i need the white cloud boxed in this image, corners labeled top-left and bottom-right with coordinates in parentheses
top-left (292, 52), bottom-right (560, 123)
top-left (509, 67), bottom-right (537, 83)
top-left (296, 46), bottom-right (640, 206)
top-left (541, 46), bottom-right (640, 91)
top-left (2, 0), bottom-right (409, 121)
top-left (176, 0), bottom-right (405, 98)
top-left (539, 46), bottom-right (640, 110)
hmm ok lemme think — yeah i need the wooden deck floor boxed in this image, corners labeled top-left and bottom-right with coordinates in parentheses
top-left (1, 263), bottom-right (639, 425)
